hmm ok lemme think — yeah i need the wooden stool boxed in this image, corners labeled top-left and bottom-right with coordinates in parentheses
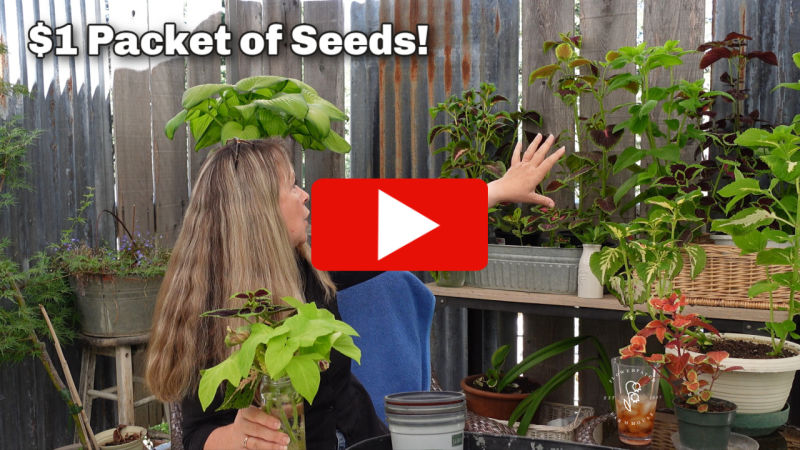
top-left (77, 333), bottom-right (161, 427)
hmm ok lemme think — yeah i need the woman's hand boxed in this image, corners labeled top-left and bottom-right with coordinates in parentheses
top-left (204, 406), bottom-right (290, 450)
top-left (487, 133), bottom-right (565, 208)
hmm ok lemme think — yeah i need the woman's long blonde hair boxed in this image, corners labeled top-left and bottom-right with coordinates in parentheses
top-left (146, 139), bottom-right (334, 402)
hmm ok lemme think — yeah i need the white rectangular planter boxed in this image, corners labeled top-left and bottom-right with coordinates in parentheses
top-left (465, 245), bottom-right (580, 294)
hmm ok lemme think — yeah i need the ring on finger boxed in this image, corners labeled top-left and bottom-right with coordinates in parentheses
top-left (243, 435), bottom-right (249, 448)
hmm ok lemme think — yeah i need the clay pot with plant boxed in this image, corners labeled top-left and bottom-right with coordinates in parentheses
top-left (198, 289), bottom-right (362, 450)
top-left (461, 335), bottom-right (613, 436)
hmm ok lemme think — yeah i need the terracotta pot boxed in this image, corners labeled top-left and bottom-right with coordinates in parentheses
top-left (460, 374), bottom-right (528, 420)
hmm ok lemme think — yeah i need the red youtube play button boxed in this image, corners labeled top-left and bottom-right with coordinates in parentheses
top-left (311, 179), bottom-right (487, 271)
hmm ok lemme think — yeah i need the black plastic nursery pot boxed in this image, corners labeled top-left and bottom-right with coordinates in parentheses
top-left (674, 398), bottom-right (737, 450)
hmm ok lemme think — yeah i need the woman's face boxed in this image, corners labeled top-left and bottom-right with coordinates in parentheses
top-left (279, 168), bottom-right (310, 247)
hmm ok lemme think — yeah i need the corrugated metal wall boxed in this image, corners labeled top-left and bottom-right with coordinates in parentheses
top-left (1, 0), bottom-right (800, 447)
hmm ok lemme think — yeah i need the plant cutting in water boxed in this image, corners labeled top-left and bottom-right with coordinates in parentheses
top-left (197, 289), bottom-right (361, 447)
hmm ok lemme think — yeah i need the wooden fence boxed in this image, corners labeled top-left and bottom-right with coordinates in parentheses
top-left (1, 0), bottom-right (800, 447)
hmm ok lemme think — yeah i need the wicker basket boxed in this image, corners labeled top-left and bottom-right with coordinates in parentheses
top-left (672, 244), bottom-right (791, 309)
top-left (524, 402), bottom-right (595, 442)
top-left (575, 410), bottom-right (678, 447)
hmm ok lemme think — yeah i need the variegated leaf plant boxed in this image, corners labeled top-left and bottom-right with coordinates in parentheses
top-left (590, 190), bottom-right (706, 331)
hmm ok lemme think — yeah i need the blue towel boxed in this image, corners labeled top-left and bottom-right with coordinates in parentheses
top-left (338, 271), bottom-right (435, 423)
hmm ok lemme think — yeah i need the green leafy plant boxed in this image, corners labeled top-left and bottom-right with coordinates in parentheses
top-left (529, 33), bottom-right (623, 221)
top-left (51, 191), bottom-right (170, 280)
top-left (428, 82), bottom-right (541, 181)
top-left (621, 293), bottom-right (741, 412)
top-left (711, 117), bottom-right (800, 356)
top-left (605, 42), bottom-right (727, 212)
top-left (164, 76), bottom-right (350, 153)
top-left (473, 336), bottom-right (613, 435)
top-left (0, 45), bottom-right (89, 447)
top-left (198, 289), bottom-right (361, 444)
top-left (591, 189), bottom-right (707, 330)
top-left (695, 32), bottom-right (779, 226)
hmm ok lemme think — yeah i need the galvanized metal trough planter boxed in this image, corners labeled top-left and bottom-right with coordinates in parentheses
top-left (465, 245), bottom-right (580, 294)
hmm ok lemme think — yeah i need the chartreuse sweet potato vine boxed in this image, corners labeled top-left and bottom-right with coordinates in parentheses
top-left (165, 76), bottom-right (350, 153)
top-left (198, 289), bottom-right (361, 412)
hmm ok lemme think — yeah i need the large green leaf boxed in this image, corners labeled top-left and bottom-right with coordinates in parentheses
top-left (321, 130), bottom-right (351, 154)
top-left (235, 76), bottom-right (289, 92)
top-left (164, 109), bottom-right (187, 139)
top-left (749, 279), bottom-right (780, 298)
top-left (250, 94), bottom-right (309, 120)
top-left (195, 122), bottom-right (222, 150)
top-left (756, 247), bottom-right (793, 266)
top-left (220, 122), bottom-right (261, 142)
top-left (263, 334), bottom-right (299, 379)
top-left (286, 354), bottom-right (322, 404)
top-left (684, 244), bottom-right (706, 279)
top-left (255, 109), bottom-right (290, 137)
top-left (712, 208), bottom-right (776, 235)
top-left (331, 333), bottom-right (361, 364)
top-left (182, 84), bottom-right (234, 109)
top-left (305, 103), bottom-right (332, 140)
top-left (302, 89), bottom-right (347, 121)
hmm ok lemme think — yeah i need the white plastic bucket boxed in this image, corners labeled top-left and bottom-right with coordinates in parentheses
top-left (384, 391), bottom-right (466, 450)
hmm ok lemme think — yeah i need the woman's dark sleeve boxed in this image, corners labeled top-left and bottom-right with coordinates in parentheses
top-left (330, 271), bottom-right (384, 290)
top-left (180, 390), bottom-right (237, 450)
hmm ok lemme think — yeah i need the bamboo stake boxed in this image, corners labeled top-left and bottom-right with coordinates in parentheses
top-left (39, 304), bottom-right (99, 450)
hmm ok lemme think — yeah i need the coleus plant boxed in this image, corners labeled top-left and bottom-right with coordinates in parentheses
top-left (428, 82), bottom-right (541, 181)
top-left (621, 293), bottom-right (742, 412)
top-left (695, 32), bottom-right (778, 224)
top-left (591, 188), bottom-right (706, 331)
top-left (164, 76), bottom-right (350, 152)
top-left (197, 289), bottom-right (361, 413)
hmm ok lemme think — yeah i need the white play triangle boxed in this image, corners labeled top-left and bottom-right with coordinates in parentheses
top-left (378, 190), bottom-right (439, 260)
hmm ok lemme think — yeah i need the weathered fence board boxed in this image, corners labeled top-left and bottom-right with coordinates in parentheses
top-left (186, 6), bottom-right (222, 186)
top-left (522, 0), bottom-right (576, 209)
top-left (152, 58), bottom-right (189, 247)
top-left (303, 0), bottom-right (346, 191)
top-left (3, 0), bottom-right (800, 446)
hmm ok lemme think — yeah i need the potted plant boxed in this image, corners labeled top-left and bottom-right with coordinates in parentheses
top-left (164, 75), bottom-right (349, 153)
top-left (52, 192), bottom-right (170, 337)
top-left (705, 109), bottom-right (800, 428)
top-left (197, 288), bottom-right (362, 450)
top-left (621, 292), bottom-right (741, 449)
top-left (460, 335), bottom-right (613, 436)
top-left (591, 187), bottom-right (707, 330)
top-left (427, 82), bottom-right (583, 293)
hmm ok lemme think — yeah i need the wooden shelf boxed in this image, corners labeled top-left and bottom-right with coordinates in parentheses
top-left (426, 283), bottom-right (787, 323)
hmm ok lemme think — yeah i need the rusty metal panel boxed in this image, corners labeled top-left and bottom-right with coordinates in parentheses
top-left (713, 0), bottom-right (800, 127)
top-left (349, 0), bottom-right (381, 178)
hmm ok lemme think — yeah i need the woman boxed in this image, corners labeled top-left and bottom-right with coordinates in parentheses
top-left (146, 134), bottom-right (563, 450)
